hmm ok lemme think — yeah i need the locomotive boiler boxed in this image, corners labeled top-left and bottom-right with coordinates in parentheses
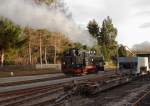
top-left (61, 48), bottom-right (105, 75)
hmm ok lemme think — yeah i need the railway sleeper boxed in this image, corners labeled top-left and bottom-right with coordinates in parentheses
top-left (53, 76), bottom-right (132, 105)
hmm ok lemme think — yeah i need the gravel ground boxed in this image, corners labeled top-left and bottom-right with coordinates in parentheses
top-left (0, 71), bottom-right (115, 93)
top-left (60, 76), bottom-right (150, 106)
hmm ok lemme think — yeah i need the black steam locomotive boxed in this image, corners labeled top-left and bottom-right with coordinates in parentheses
top-left (61, 48), bottom-right (105, 75)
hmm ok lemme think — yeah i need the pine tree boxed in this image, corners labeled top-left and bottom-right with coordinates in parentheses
top-left (118, 45), bottom-right (127, 57)
top-left (0, 18), bottom-right (27, 66)
top-left (87, 19), bottom-right (100, 38)
top-left (99, 16), bottom-right (118, 61)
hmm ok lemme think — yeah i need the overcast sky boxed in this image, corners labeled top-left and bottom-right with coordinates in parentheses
top-left (64, 0), bottom-right (150, 47)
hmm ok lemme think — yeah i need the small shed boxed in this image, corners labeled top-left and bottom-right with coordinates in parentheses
top-left (118, 57), bottom-right (149, 75)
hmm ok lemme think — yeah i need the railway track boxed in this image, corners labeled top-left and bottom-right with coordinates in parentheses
top-left (0, 73), bottom-right (66, 87)
top-left (132, 90), bottom-right (150, 106)
top-left (0, 75), bottom-right (66, 87)
top-left (0, 83), bottom-right (65, 106)
top-left (0, 71), bottom-right (116, 106)
top-left (54, 74), bottom-right (150, 106)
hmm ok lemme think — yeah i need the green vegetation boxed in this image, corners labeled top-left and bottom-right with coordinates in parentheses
top-left (0, 18), bottom-right (27, 66)
top-left (87, 19), bottom-right (100, 38)
top-left (0, 16), bottom-right (121, 66)
top-left (0, 18), bottom-right (73, 65)
top-left (87, 16), bottom-right (118, 61)
top-left (118, 45), bottom-right (127, 57)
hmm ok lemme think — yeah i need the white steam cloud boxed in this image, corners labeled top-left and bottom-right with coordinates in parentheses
top-left (0, 0), bottom-right (96, 47)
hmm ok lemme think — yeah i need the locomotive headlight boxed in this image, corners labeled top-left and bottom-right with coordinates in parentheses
top-left (92, 58), bottom-right (94, 62)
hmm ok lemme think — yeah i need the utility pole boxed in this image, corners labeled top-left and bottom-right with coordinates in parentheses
top-left (54, 42), bottom-right (57, 64)
top-left (39, 32), bottom-right (43, 67)
top-left (116, 45), bottom-right (119, 73)
top-left (44, 33), bottom-right (48, 65)
top-left (26, 28), bottom-right (32, 64)
top-left (54, 36), bottom-right (57, 64)
top-left (44, 46), bottom-right (48, 64)
top-left (28, 41), bottom-right (32, 64)
top-left (28, 29), bottom-right (32, 64)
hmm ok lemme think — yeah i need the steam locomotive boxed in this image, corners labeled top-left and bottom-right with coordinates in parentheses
top-left (61, 48), bottom-right (105, 75)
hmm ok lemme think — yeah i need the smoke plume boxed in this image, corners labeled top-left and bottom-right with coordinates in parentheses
top-left (0, 0), bottom-right (96, 47)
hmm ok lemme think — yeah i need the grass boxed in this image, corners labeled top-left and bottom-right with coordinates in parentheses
top-left (104, 62), bottom-right (117, 71)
